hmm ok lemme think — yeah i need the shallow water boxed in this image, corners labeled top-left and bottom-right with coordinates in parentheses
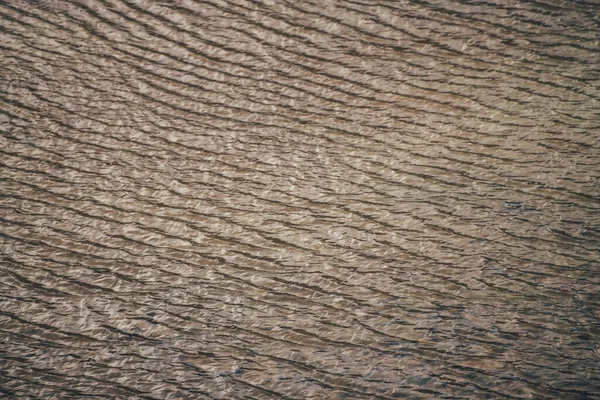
top-left (1, 0), bottom-right (599, 398)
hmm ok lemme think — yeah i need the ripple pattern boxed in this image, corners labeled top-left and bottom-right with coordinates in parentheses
top-left (1, 0), bottom-right (599, 399)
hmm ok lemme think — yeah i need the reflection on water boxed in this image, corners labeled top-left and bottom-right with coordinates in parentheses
top-left (1, 0), bottom-right (599, 398)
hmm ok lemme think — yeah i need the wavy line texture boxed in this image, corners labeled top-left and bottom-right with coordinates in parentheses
top-left (1, 0), bottom-right (599, 398)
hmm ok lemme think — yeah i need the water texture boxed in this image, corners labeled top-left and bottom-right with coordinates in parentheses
top-left (1, 0), bottom-right (599, 398)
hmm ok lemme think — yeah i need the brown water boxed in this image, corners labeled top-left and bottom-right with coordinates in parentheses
top-left (1, 0), bottom-right (599, 398)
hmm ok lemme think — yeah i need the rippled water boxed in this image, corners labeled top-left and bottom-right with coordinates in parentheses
top-left (1, 0), bottom-right (599, 398)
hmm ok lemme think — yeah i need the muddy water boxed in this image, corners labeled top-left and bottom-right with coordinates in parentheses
top-left (1, 0), bottom-right (599, 398)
